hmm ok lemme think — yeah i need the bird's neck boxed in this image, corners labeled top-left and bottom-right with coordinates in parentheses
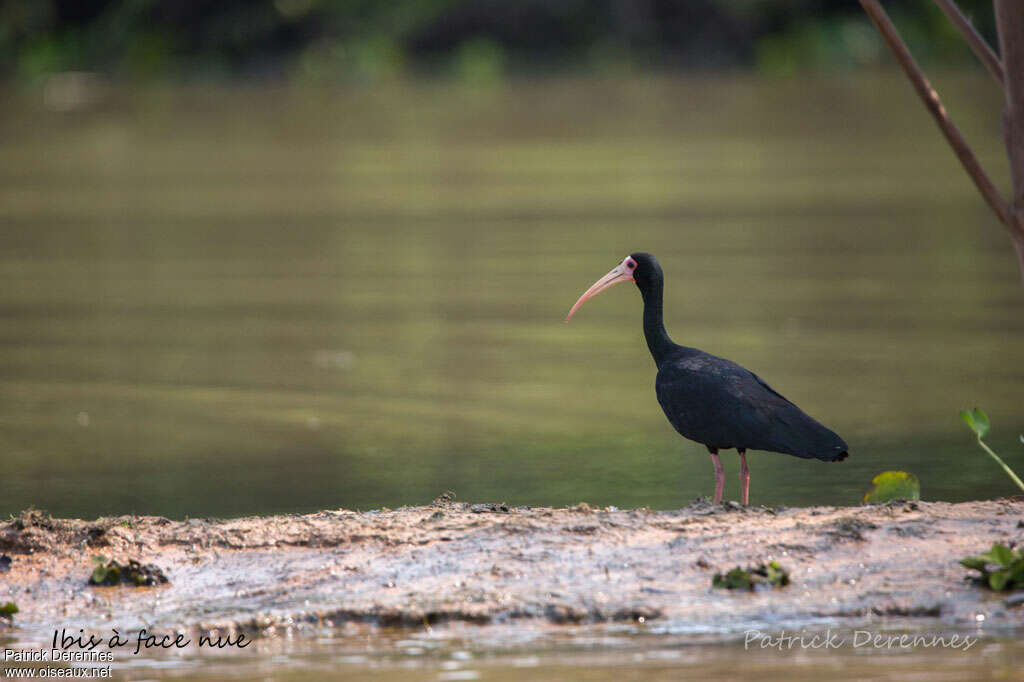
top-left (640, 280), bottom-right (675, 366)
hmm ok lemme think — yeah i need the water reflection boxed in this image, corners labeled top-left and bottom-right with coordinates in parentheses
top-left (0, 74), bottom-right (1021, 518)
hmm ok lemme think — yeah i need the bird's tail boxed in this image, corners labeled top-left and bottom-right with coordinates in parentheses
top-left (814, 430), bottom-right (849, 462)
top-left (774, 408), bottom-right (849, 462)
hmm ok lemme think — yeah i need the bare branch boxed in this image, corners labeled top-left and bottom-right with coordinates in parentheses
top-left (859, 0), bottom-right (1018, 238)
top-left (933, 0), bottom-right (1004, 87)
top-left (994, 0), bottom-right (1024, 284)
top-left (995, 1), bottom-right (1024, 209)
top-left (1014, 237), bottom-right (1024, 287)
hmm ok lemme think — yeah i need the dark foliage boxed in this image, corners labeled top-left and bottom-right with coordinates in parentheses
top-left (0, 0), bottom-right (999, 80)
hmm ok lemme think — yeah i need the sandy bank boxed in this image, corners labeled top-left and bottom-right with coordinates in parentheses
top-left (1, 499), bottom-right (1022, 643)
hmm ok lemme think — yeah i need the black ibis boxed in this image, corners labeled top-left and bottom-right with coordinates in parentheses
top-left (566, 253), bottom-right (848, 505)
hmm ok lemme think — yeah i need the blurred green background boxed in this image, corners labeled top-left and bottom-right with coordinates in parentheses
top-left (0, 0), bottom-right (1003, 81)
top-left (1, 2), bottom-right (1022, 519)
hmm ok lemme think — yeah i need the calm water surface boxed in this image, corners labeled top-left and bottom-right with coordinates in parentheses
top-left (4, 624), bottom-right (1023, 681)
top-left (0, 74), bottom-right (1022, 518)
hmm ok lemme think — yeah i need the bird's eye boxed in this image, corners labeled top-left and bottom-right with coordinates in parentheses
top-left (628, 262), bottom-right (635, 269)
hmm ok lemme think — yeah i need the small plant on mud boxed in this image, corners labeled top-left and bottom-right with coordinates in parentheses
top-left (960, 542), bottom-right (1024, 591)
top-left (712, 561), bottom-right (790, 591)
top-left (960, 408), bottom-right (1024, 492)
top-left (432, 490), bottom-right (456, 508)
top-left (90, 555), bottom-right (115, 585)
top-left (863, 471), bottom-right (920, 503)
top-left (89, 555), bottom-right (168, 587)
top-left (0, 602), bottom-right (18, 620)
top-left (11, 507), bottom-right (54, 531)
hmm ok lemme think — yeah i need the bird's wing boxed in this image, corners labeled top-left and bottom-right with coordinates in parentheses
top-left (655, 353), bottom-right (847, 460)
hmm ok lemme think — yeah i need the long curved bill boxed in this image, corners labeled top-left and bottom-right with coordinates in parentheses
top-left (565, 256), bottom-right (635, 322)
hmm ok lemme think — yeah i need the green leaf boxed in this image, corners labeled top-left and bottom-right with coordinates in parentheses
top-left (960, 408), bottom-right (990, 438)
top-left (106, 565), bottom-right (121, 585)
top-left (1009, 562), bottom-right (1024, 587)
top-left (959, 556), bottom-right (990, 571)
top-left (713, 563), bottom-right (789, 590)
top-left (971, 408), bottom-right (990, 438)
top-left (726, 567), bottom-right (752, 589)
top-left (713, 567), bottom-right (752, 590)
top-left (764, 561), bottom-right (790, 586)
top-left (961, 543), bottom-right (1024, 590)
top-left (863, 471), bottom-right (921, 503)
top-left (989, 570), bottom-right (1010, 591)
top-left (959, 408), bottom-right (991, 438)
top-left (960, 409), bottom-right (977, 434)
top-left (984, 543), bottom-right (1015, 568)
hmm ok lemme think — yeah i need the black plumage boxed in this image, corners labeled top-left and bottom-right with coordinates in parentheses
top-left (654, 351), bottom-right (848, 462)
top-left (567, 251), bottom-right (848, 504)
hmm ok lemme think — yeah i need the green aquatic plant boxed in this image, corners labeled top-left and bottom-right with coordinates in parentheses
top-left (863, 471), bottom-right (920, 503)
top-left (0, 602), bottom-right (18, 619)
top-left (89, 556), bottom-right (168, 587)
top-left (712, 561), bottom-right (790, 591)
top-left (960, 543), bottom-right (1024, 592)
top-left (959, 408), bottom-right (1024, 492)
top-left (90, 555), bottom-right (116, 585)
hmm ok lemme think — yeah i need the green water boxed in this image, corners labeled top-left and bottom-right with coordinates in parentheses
top-left (1, 74), bottom-right (1022, 519)
top-left (5, 625), bottom-right (1023, 681)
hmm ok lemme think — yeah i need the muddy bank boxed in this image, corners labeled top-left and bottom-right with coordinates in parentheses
top-left (1, 499), bottom-right (1022, 644)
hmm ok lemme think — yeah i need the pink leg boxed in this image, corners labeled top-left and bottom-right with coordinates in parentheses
top-left (738, 449), bottom-right (750, 506)
top-left (710, 450), bottom-right (724, 504)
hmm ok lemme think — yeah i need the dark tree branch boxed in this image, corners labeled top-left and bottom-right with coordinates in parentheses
top-left (993, 1), bottom-right (1024, 283)
top-left (995, 1), bottom-right (1024, 210)
top-left (859, 0), bottom-right (1012, 227)
top-left (860, 0), bottom-right (1024, 286)
top-left (933, 0), bottom-right (1004, 88)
